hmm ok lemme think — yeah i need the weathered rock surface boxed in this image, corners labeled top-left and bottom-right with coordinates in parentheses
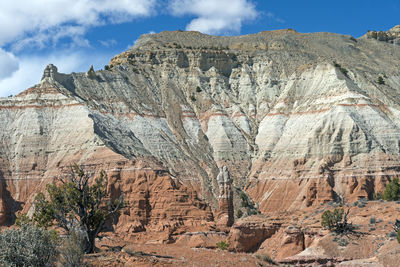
top-left (363, 25), bottom-right (400, 45)
top-left (109, 166), bottom-right (214, 233)
top-left (1, 26), bottom-right (400, 224)
top-left (215, 166), bottom-right (234, 229)
top-left (227, 215), bottom-right (280, 252)
top-left (175, 231), bottom-right (226, 248)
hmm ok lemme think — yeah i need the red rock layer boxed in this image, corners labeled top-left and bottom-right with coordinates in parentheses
top-left (108, 167), bottom-right (214, 233)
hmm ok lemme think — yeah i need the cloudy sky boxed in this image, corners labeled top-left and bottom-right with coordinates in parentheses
top-left (0, 0), bottom-right (399, 97)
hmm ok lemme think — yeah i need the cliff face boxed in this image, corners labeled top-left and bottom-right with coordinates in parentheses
top-left (1, 27), bottom-right (400, 224)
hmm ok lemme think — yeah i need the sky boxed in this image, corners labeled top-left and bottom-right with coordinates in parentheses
top-left (0, 0), bottom-right (399, 97)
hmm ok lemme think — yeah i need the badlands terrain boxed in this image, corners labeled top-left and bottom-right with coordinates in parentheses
top-left (1, 25), bottom-right (400, 266)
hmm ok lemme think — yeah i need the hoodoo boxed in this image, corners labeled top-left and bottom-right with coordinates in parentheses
top-left (216, 166), bottom-right (234, 228)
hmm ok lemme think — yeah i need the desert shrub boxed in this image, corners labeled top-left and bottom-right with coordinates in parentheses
top-left (0, 224), bottom-right (59, 267)
top-left (322, 208), bottom-right (344, 230)
top-left (339, 238), bottom-right (349, 246)
top-left (190, 95), bottom-right (196, 102)
top-left (240, 192), bottom-right (249, 207)
top-left (333, 61), bottom-right (349, 77)
top-left (321, 207), bottom-right (352, 234)
top-left (357, 202), bottom-right (366, 208)
top-left (397, 229), bottom-right (400, 244)
top-left (383, 178), bottom-right (400, 201)
top-left (335, 237), bottom-right (349, 247)
top-left (15, 213), bottom-right (32, 227)
top-left (388, 231), bottom-right (397, 238)
top-left (373, 192), bottom-right (383, 200)
top-left (377, 76), bottom-right (385, 85)
top-left (59, 227), bottom-right (86, 267)
top-left (236, 209), bottom-right (243, 218)
top-left (216, 241), bottom-right (229, 250)
top-left (370, 217), bottom-right (376, 224)
top-left (255, 254), bottom-right (277, 265)
top-left (240, 192), bottom-right (248, 202)
top-left (104, 65), bottom-right (110, 71)
top-left (196, 86), bottom-right (202, 92)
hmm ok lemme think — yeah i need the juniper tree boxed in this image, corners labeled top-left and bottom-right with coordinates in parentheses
top-left (33, 164), bottom-right (123, 253)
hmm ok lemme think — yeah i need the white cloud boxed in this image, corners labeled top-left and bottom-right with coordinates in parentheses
top-left (169, 0), bottom-right (258, 34)
top-left (99, 39), bottom-right (118, 48)
top-left (0, 51), bottom-right (113, 97)
top-left (0, 0), bottom-right (157, 95)
top-left (0, 0), bottom-right (157, 49)
top-left (0, 49), bottom-right (19, 80)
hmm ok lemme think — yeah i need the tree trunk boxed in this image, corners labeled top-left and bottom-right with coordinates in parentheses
top-left (84, 232), bottom-right (96, 254)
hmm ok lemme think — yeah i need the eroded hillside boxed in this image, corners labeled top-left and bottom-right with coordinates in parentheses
top-left (1, 26), bottom-right (400, 224)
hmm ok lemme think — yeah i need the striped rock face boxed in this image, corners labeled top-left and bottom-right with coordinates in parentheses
top-left (1, 28), bottom-right (400, 224)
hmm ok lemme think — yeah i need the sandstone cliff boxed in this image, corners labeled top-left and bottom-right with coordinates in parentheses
top-left (1, 26), bottom-right (400, 225)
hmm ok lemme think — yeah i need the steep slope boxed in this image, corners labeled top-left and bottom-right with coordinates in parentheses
top-left (1, 26), bottom-right (400, 223)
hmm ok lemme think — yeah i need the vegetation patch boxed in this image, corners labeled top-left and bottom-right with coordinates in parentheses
top-left (333, 61), bottom-right (349, 77)
top-left (0, 224), bottom-right (59, 267)
top-left (383, 178), bottom-right (400, 201)
top-left (255, 254), bottom-right (277, 265)
top-left (321, 207), bottom-right (353, 234)
top-left (216, 241), bottom-right (230, 250)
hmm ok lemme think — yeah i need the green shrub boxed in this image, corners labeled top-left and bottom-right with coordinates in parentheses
top-left (216, 241), bottom-right (229, 250)
top-left (196, 86), bottom-right (202, 93)
top-left (0, 224), bottom-right (59, 267)
top-left (336, 237), bottom-right (349, 247)
top-left (388, 231), bottom-right (397, 238)
top-left (236, 209), bottom-right (243, 218)
top-left (190, 95), bottom-right (196, 102)
top-left (373, 192), bottom-right (383, 200)
top-left (15, 213), bottom-right (32, 227)
top-left (321, 207), bottom-right (352, 233)
top-left (240, 192), bottom-right (248, 202)
top-left (370, 217), bottom-right (376, 224)
top-left (333, 61), bottom-right (349, 77)
top-left (397, 229), bottom-right (400, 244)
top-left (240, 192), bottom-right (249, 207)
top-left (383, 178), bottom-right (400, 201)
top-left (377, 76), bottom-right (385, 85)
top-left (322, 208), bottom-right (343, 231)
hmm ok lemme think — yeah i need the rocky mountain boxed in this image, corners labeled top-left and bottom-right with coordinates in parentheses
top-left (1, 25), bottom-right (400, 229)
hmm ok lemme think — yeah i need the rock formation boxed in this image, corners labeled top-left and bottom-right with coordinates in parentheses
top-left (0, 26), bottom-right (400, 225)
top-left (109, 166), bottom-right (214, 233)
top-left (227, 215), bottom-right (280, 252)
top-left (215, 166), bottom-right (234, 228)
top-left (363, 25), bottom-right (400, 45)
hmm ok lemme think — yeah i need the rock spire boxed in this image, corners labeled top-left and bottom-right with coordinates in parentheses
top-left (216, 166), bottom-right (234, 228)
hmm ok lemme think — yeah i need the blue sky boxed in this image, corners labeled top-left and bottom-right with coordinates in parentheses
top-left (0, 0), bottom-right (399, 97)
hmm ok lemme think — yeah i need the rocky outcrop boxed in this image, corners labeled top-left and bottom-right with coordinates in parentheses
top-left (227, 216), bottom-right (280, 252)
top-left (215, 166), bottom-right (234, 228)
top-left (257, 226), bottom-right (305, 260)
top-left (1, 27), bottom-right (400, 225)
top-left (109, 166), bottom-right (214, 233)
top-left (175, 231), bottom-right (226, 248)
top-left (363, 25), bottom-right (400, 45)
